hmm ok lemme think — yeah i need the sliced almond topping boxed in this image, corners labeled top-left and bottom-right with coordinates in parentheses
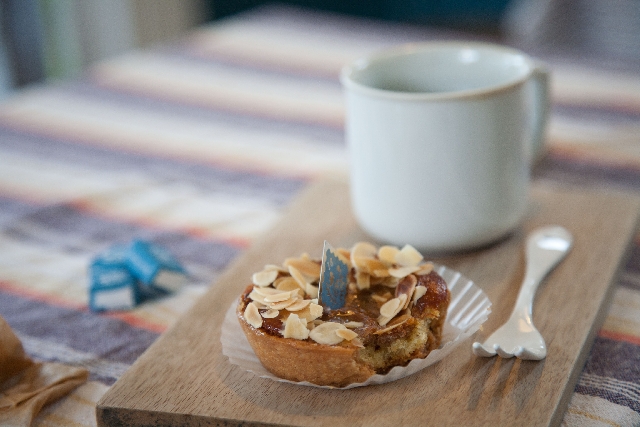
top-left (355, 270), bottom-right (370, 290)
top-left (244, 302), bottom-right (262, 328)
top-left (283, 257), bottom-right (321, 281)
top-left (296, 303), bottom-right (323, 322)
top-left (394, 244), bottom-right (424, 267)
top-left (274, 276), bottom-right (302, 292)
top-left (264, 264), bottom-right (288, 273)
top-left (371, 294), bottom-right (389, 303)
top-left (263, 290), bottom-right (293, 303)
top-left (375, 318), bottom-right (409, 334)
top-left (378, 245), bottom-right (400, 265)
top-left (336, 328), bottom-right (358, 341)
top-left (252, 286), bottom-right (285, 296)
top-left (282, 313), bottom-right (309, 340)
top-left (379, 296), bottom-right (402, 318)
top-left (305, 283), bottom-right (319, 299)
top-left (350, 242), bottom-right (377, 265)
top-left (378, 294), bottom-right (407, 326)
top-left (309, 303), bottom-right (323, 319)
top-left (309, 322), bottom-right (346, 345)
top-left (288, 265), bottom-right (308, 291)
top-left (388, 266), bottom-right (421, 278)
top-left (261, 309), bottom-right (279, 318)
top-left (252, 269), bottom-right (279, 287)
top-left (371, 268), bottom-right (391, 278)
top-left (343, 321), bottom-right (364, 329)
top-left (415, 263), bottom-right (434, 275)
top-left (396, 274), bottom-right (417, 310)
top-left (285, 298), bottom-right (311, 312)
top-left (254, 299), bottom-right (269, 309)
top-left (269, 297), bottom-right (298, 310)
top-left (351, 337), bottom-right (364, 348)
top-left (248, 290), bottom-right (267, 304)
top-left (353, 257), bottom-right (387, 275)
top-left (412, 285), bottom-right (428, 304)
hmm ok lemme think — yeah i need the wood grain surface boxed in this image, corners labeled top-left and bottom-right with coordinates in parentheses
top-left (97, 178), bottom-right (640, 427)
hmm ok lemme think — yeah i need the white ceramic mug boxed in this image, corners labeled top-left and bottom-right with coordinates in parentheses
top-left (341, 42), bottom-right (549, 253)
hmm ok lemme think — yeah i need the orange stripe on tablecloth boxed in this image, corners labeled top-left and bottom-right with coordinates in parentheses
top-left (598, 329), bottom-right (640, 346)
top-left (0, 280), bottom-right (167, 334)
top-left (69, 199), bottom-right (252, 250)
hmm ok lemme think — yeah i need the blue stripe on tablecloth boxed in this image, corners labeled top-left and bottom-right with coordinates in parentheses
top-left (534, 154), bottom-right (640, 191)
top-left (0, 125), bottom-right (307, 207)
top-left (554, 103), bottom-right (640, 123)
top-left (0, 195), bottom-right (242, 275)
top-left (0, 291), bottom-right (158, 385)
top-left (577, 336), bottom-right (640, 413)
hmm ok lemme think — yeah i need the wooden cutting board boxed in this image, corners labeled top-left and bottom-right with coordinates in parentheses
top-left (97, 178), bottom-right (640, 427)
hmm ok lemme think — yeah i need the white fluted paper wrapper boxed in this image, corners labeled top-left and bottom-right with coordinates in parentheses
top-left (221, 264), bottom-right (491, 389)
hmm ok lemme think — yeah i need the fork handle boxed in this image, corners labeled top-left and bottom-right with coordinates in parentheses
top-left (512, 226), bottom-right (573, 320)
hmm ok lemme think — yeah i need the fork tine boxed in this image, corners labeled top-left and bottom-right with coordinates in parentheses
top-left (495, 345), bottom-right (518, 358)
top-left (471, 342), bottom-right (496, 357)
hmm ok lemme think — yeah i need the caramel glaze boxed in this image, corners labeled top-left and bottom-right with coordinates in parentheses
top-left (239, 270), bottom-right (450, 349)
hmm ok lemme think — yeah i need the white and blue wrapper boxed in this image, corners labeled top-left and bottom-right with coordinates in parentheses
top-left (126, 239), bottom-right (187, 293)
top-left (89, 264), bottom-right (138, 312)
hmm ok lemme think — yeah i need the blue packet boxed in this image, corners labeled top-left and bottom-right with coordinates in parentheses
top-left (126, 239), bottom-right (187, 293)
top-left (89, 264), bottom-right (138, 312)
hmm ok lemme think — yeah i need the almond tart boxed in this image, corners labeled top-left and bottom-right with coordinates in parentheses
top-left (236, 242), bottom-right (450, 387)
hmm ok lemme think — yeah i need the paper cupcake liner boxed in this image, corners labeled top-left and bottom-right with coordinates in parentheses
top-left (221, 264), bottom-right (491, 389)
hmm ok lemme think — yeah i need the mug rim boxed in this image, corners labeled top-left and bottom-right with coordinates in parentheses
top-left (340, 41), bottom-right (541, 101)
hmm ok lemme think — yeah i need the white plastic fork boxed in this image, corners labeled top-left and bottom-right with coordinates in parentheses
top-left (472, 225), bottom-right (573, 360)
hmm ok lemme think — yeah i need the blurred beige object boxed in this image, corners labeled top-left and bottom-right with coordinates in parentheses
top-left (0, 316), bottom-right (88, 426)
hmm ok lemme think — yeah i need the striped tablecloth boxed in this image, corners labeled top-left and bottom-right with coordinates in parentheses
top-left (1, 5), bottom-right (639, 426)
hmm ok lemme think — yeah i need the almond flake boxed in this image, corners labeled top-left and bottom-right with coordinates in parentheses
top-left (263, 290), bottom-right (293, 303)
top-left (305, 283), bottom-right (319, 299)
top-left (283, 257), bottom-right (321, 280)
top-left (350, 242), bottom-right (377, 265)
top-left (248, 290), bottom-right (267, 304)
top-left (252, 269), bottom-right (279, 287)
top-left (269, 297), bottom-right (298, 310)
top-left (285, 298), bottom-right (311, 312)
top-left (309, 322), bottom-right (346, 345)
top-left (379, 297), bottom-right (402, 318)
top-left (388, 266), bottom-right (421, 278)
top-left (261, 309), bottom-right (279, 318)
top-left (396, 274), bottom-right (417, 310)
top-left (296, 303), bottom-right (323, 322)
top-left (252, 286), bottom-right (285, 296)
top-left (415, 263), bottom-right (434, 275)
top-left (343, 321), bottom-right (364, 328)
top-left (282, 313), bottom-right (309, 340)
top-left (351, 337), bottom-right (364, 348)
top-left (371, 294), bottom-right (389, 303)
top-left (394, 244), bottom-right (424, 267)
top-left (244, 302), bottom-right (262, 328)
top-left (378, 245), bottom-right (400, 264)
top-left (288, 265), bottom-right (308, 291)
top-left (378, 294), bottom-right (407, 325)
top-left (353, 256), bottom-right (387, 274)
top-left (264, 264), bottom-right (288, 273)
top-left (336, 328), bottom-right (358, 341)
top-left (356, 270), bottom-right (370, 290)
top-left (274, 276), bottom-right (301, 292)
top-left (375, 318), bottom-right (408, 334)
top-left (412, 285), bottom-right (428, 304)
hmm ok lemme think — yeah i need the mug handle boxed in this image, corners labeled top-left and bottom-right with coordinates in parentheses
top-left (530, 64), bottom-right (550, 165)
